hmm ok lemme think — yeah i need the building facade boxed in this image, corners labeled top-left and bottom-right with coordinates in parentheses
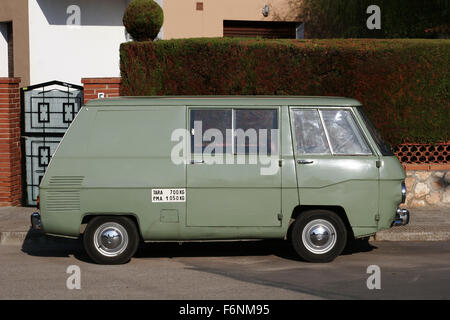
top-left (1, 0), bottom-right (296, 87)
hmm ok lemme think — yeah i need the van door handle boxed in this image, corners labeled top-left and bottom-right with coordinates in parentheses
top-left (297, 160), bottom-right (314, 165)
top-left (190, 160), bottom-right (205, 164)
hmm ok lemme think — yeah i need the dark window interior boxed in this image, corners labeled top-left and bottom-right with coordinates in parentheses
top-left (223, 20), bottom-right (299, 39)
top-left (7, 22), bottom-right (13, 77)
top-left (190, 109), bottom-right (278, 155)
top-left (235, 109), bottom-right (278, 154)
top-left (190, 109), bottom-right (232, 153)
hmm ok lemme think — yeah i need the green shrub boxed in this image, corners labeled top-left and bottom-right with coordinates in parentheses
top-left (123, 0), bottom-right (163, 41)
top-left (120, 38), bottom-right (450, 144)
top-left (289, 0), bottom-right (450, 39)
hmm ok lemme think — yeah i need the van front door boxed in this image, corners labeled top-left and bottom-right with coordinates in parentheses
top-left (186, 107), bottom-right (282, 227)
top-left (290, 107), bottom-right (379, 227)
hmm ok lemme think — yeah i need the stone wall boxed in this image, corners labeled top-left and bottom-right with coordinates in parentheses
top-left (403, 170), bottom-right (450, 207)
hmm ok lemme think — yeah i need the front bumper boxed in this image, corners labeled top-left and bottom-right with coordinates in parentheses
top-left (392, 208), bottom-right (410, 226)
top-left (31, 212), bottom-right (42, 230)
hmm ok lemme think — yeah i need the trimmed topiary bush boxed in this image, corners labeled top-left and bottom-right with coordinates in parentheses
top-left (123, 0), bottom-right (163, 41)
top-left (120, 38), bottom-right (450, 144)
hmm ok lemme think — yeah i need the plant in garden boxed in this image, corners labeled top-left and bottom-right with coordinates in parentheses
top-left (123, 0), bottom-right (163, 41)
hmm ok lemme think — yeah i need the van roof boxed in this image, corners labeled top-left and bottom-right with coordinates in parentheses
top-left (85, 96), bottom-right (362, 107)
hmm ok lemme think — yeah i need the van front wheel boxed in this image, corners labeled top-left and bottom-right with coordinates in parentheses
top-left (291, 210), bottom-right (347, 263)
top-left (83, 216), bottom-right (139, 264)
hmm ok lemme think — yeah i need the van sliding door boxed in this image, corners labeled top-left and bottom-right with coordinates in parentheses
top-left (186, 107), bottom-right (282, 227)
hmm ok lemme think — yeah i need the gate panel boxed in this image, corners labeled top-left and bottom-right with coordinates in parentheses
top-left (21, 81), bottom-right (83, 206)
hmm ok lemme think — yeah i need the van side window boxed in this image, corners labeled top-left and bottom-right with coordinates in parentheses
top-left (190, 109), bottom-right (232, 153)
top-left (292, 109), bottom-right (331, 154)
top-left (235, 109), bottom-right (278, 155)
top-left (321, 110), bottom-right (372, 155)
top-left (190, 109), bottom-right (278, 155)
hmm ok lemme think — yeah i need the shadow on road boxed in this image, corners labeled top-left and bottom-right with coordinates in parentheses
top-left (21, 228), bottom-right (91, 262)
top-left (342, 238), bottom-right (377, 255)
top-left (136, 240), bottom-right (293, 259)
top-left (21, 228), bottom-right (377, 264)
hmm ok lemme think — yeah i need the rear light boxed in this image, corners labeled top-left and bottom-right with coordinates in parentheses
top-left (36, 195), bottom-right (40, 210)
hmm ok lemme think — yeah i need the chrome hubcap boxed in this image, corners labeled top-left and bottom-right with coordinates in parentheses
top-left (93, 222), bottom-right (128, 257)
top-left (101, 229), bottom-right (122, 249)
top-left (302, 219), bottom-right (337, 254)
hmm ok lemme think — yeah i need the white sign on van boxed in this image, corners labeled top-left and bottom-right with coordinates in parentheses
top-left (152, 188), bottom-right (186, 202)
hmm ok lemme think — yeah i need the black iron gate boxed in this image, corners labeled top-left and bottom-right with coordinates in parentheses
top-left (20, 81), bottom-right (83, 206)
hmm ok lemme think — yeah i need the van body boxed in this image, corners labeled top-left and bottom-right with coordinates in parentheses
top-left (32, 96), bottom-right (409, 264)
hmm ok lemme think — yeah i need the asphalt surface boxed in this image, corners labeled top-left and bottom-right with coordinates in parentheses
top-left (0, 238), bottom-right (449, 300)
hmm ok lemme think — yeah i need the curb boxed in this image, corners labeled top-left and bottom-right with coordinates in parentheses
top-left (375, 233), bottom-right (450, 241)
top-left (375, 231), bottom-right (450, 241)
top-left (374, 225), bottom-right (450, 241)
top-left (0, 231), bottom-right (28, 245)
top-left (0, 230), bottom-right (65, 245)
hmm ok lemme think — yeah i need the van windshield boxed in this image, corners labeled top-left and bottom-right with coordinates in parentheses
top-left (357, 107), bottom-right (394, 156)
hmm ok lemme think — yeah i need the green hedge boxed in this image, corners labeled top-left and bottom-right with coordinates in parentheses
top-left (120, 38), bottom-right (449, 145)
top-left (295, 0), bottom-right (450, 38)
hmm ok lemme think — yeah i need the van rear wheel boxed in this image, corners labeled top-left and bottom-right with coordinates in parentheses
top-left (83, 216), bottom-right (139, 265)
top-left (291, 210), bottom-right (347, 263)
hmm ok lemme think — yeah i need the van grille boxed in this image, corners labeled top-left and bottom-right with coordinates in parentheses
top-left (48, 176), bottom-right (84, 188)
top-left (46, 176), bottom-right (83, 212)
top-left (46, 190), bottom-right (81, 211)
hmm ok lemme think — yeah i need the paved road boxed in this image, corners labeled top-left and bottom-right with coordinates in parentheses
top-left (0, 239), bottom-right (449, 299)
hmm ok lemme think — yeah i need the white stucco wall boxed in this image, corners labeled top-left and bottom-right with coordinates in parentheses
top-left (0, 23), bottom-right (8, 77)
top-left (28, 0), bottom-right (163, 85)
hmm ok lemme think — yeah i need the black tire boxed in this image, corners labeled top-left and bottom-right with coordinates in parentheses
top-left (83, 216), bottom-right (140, 265)
top-left (291, 210), bottom-right (347, 263)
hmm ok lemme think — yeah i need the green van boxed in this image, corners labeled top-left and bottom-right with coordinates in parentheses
top-left (31, 96), bottom-right (409, 264)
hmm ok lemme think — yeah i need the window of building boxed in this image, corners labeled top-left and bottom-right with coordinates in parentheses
top-left (0, 22), bottom-right (13, 77)
top-left (223, 20), bottom-right (303, 39)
